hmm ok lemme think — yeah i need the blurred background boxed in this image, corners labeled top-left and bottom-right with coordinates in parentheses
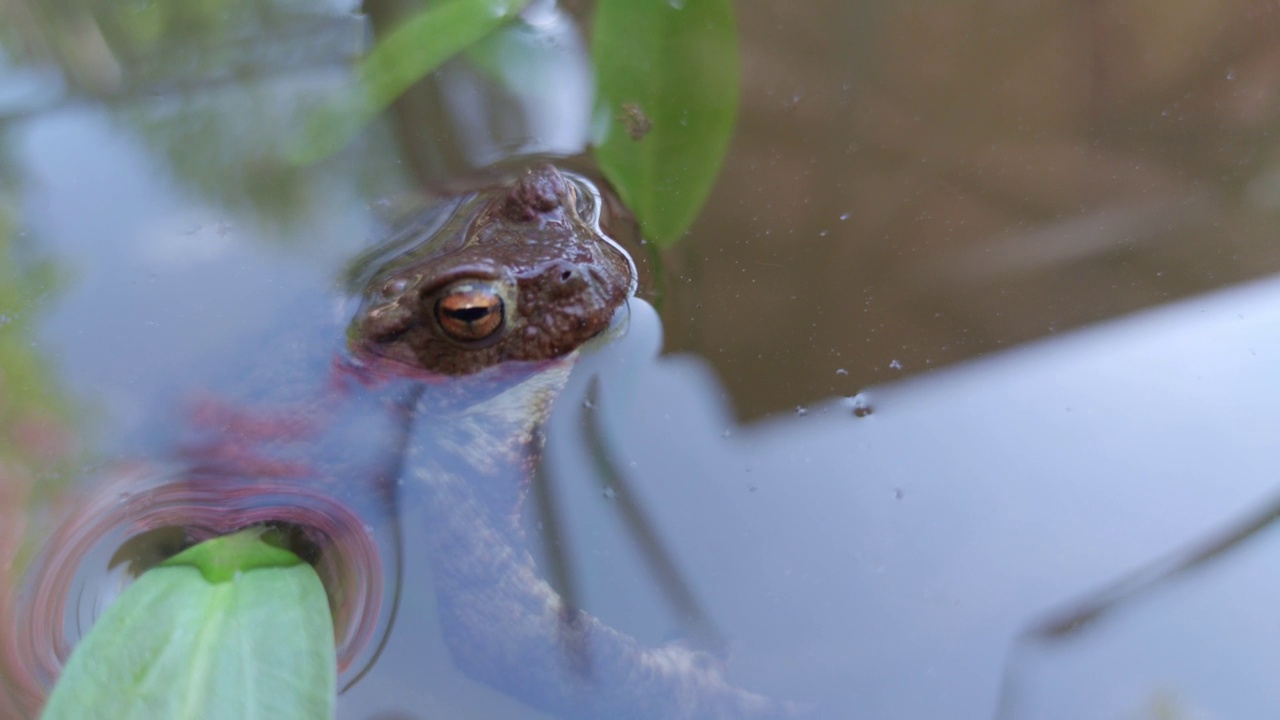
top-left (665, 1), bottom-right (1280, 416)
top-left (4, 0), bottom-right (1279, 415)
top-left (3, 1), bottom-right (1280, 719)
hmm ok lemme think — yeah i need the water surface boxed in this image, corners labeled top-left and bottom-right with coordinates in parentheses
top-left (3, 2), bottom-right (1280, 719)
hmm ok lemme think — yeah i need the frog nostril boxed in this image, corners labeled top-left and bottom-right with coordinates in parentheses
top-left (380, 275), bottom-right (413, 299)
top-left (560, 270), bottom-right (573, 282)
top-left (364, 305), bottom-right (412, 343)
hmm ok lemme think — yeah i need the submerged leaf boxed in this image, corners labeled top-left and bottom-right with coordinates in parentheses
top-left (40, 529), bottom-right (335, 720)
top-left (291, 0), bottom-right (529, 164)
top-left (592, 0), bottom-right (741, 247)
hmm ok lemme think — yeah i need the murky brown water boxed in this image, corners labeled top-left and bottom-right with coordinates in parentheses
top-left (666, 1), bottom-right (1280, 418)
top-left (3, 2), bottom-right (1280, 719)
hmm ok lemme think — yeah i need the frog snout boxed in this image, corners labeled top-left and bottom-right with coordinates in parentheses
top-left (362, 301), bottom-right (416, 342)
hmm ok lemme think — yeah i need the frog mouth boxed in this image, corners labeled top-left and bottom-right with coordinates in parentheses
top-left (356, 294), bottom-right (423, 345)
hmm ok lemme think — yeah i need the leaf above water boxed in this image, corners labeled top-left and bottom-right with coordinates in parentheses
top-left (39, 528), bottom-right (335, 720)
top-left (592, 0), bottom-right (741, 247)
top-left (291, 0), bottom-right (529, 164)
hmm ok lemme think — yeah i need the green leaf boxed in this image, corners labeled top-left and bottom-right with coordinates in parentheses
top-left (592, 0), bottom-right (741, 247)
top-left (290, 0), bottom-right (529, 164)
top-left (40, 529), bottom-right (335, 720)
top-left (160, 527), bottom-right (303, 583)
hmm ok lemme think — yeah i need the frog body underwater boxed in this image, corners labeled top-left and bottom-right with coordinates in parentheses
top-left (12, 165), bottom-right (798, 720)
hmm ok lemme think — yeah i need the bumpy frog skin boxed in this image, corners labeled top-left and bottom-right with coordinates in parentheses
top-left (351, 165), bottom-right (637, 375)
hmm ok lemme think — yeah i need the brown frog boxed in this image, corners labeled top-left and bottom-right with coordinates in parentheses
top-left (343, 165), bottom-right (798, 719)
top-left (351, 164), bottom-right (636, 376)
top-left (10, 165), bottom-right (795, 720)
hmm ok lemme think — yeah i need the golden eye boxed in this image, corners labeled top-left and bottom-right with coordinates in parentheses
top-left (435, 284), bottom-right (505, 343)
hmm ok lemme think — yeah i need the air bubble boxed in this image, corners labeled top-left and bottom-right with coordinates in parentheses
top-left (844, 394), bottom-right (873, 417)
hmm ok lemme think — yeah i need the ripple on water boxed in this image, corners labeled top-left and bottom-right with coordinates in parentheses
top-left (6, 461), bottom-right (392, 711)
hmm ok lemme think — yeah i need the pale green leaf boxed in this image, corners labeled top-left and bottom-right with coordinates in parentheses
top-left (592, 0), bottom-right (741, 247)
top-left (40, 529), bottom-right (335, 720)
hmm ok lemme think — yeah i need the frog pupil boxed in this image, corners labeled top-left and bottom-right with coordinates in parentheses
top-left (435, 287), bottom-right (505, 342)
top-left (447, 306), bottom-right (492, 322)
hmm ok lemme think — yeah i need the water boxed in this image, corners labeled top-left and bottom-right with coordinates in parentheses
top-left (4, 2), bottom-right (1280, 719)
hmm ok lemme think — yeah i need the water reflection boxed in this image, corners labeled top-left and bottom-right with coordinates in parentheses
top-left (0, 0), bottom-right (362, 105)
top-left (558, 277), bottom-right (1280, 719)
top-left (362, 0), bottom-right (594, 182)
top-left (4, 1), bottom-right (1280, 719)
top-left (10, 462), bottom-right (395, 705)
top-left (0, 127), bottom-right (79, 720)
top-left (664, 1), bottom-right (1280, 418)
top-left (997, 486), bottom-right (1280, 719)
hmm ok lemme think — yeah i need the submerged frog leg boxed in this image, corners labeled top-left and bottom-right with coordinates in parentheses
top-left (404, 369), bottom-right (800, 720)
top-left (410, 446), bottom-right (800, 720)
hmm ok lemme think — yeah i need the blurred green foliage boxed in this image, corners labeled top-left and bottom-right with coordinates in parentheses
top-left (0, 174), bottom-right (72, 501)
top-left (291, 0), bottom-right (741, 248)
top-left (119, 88), bottom-right (334, 223)
top-left (2, 0), bottom-right (742, 245)
top-left (290, 0), bottom-right (529, 164)
top-left (0, 0), bottom-right (341, 90)
top-left (0, 142), bottom-right (78, 720)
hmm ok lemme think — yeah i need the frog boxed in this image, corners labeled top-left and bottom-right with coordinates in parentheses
top-left (347, 165), bottom-right (799, 719)
top-left (349, 163), bottom-right (636, 376)
top-left (8, 165), bottom-right (797, 720)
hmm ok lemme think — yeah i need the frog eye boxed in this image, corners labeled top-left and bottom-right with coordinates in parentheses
top-left (435, 283), bottom-right (505, 343)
